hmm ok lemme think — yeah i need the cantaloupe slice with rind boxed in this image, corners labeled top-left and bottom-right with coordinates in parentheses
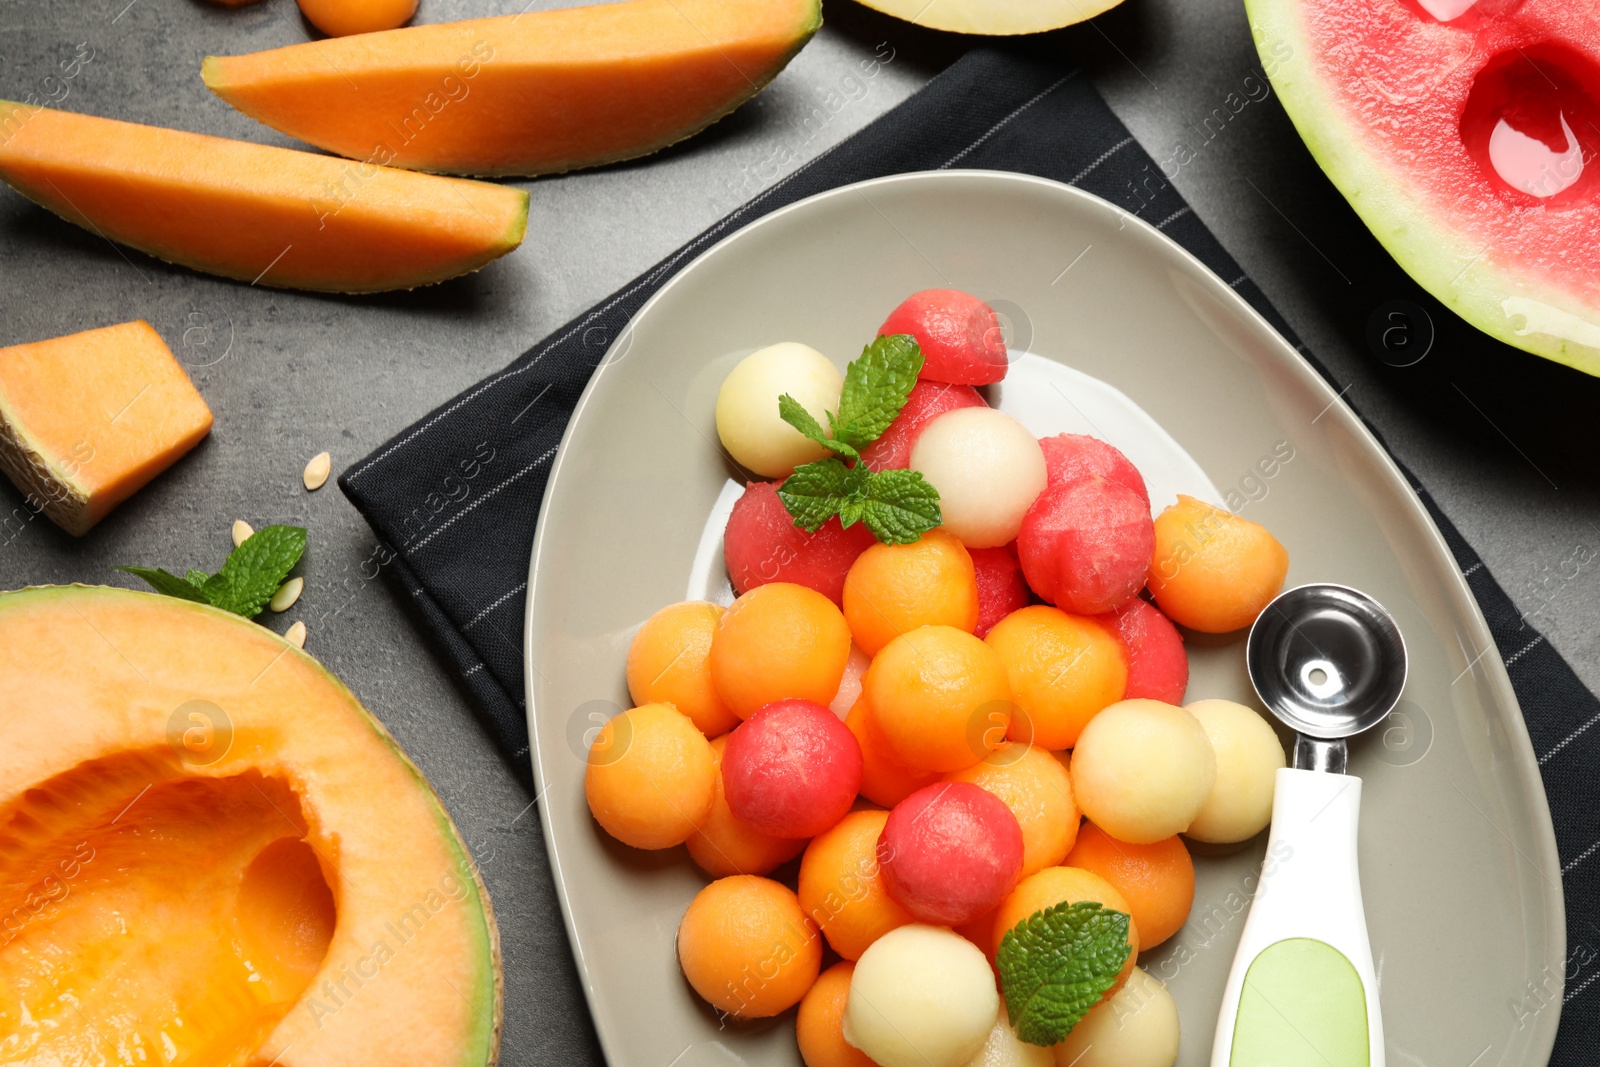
top-left (1247, 0), bottom-right (1600, 376)
top-left (850, 0), bottom-right (1124, 35)
top-left (0, 102), bottom-right (527, 293)
top-left (0, 585), bottom-right (501, 1067)
top-left (202, 0), bottom-right (822, 178)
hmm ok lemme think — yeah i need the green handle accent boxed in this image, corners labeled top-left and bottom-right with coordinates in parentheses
top-left (1230, 938), bottom-right (1370, 1067)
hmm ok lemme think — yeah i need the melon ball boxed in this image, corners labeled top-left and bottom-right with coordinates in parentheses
top-left (878, 782), bottom-right (1024, 926)
top-left (1148, 495), bottom-right (1289, 633)
top-left (585, 703), bottom-right (715, 850)
top-left (677, 875), bottom-right (821, 1019)
top-left (723, 699), bottom-right (863, 839)
top-left (844, 924), bottom-right (999, 1067)
top-left (1053, 966), bottom-right (1179, 1067)
top-left (798, 962), bottom-right (876, 1067)
top-left (1184, 699), bottom-right (1285, 844)
top-left (724, 480), bottom-right (876, 606)
top-left (1098, 598), bottom-right (1188, 706)
top-left (911, 408), bottom-right (1047, 549)
top-left (1037, 433), bottom-right (1149, 507)
top-left (715, 343), bottom-right (843, 478)
top-left (879, 289), bottom-right (1010, 386)
top-left (1070, 699), bottom-right (1217, 845)
top-left (970, 544), bottom-right (1030, 638)
top-left (862, 379), bottom-right (988, 471)
top-left (969, 1004), bottom-right (1053, 1067)
top-left (1018, 477), bottom-right (1153, 615)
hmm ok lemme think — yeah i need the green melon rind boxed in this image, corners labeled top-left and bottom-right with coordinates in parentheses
top-left (0, 583), bottom-right (503, 1067)
top-left (1244, 0), bottom-right (1600, 377)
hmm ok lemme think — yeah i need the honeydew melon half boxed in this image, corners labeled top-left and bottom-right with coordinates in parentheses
top-left (0, 585), bottom-right (501, 1067)
top-left (1247, 0), bottom-right (1600, 376)
top-left (850, 0), bottom-right (1124, 35)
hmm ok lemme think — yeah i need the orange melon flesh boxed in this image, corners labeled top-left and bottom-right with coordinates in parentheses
top-left (0, 321), bottom-right (212, 536)
top-left (0, 103), bottom-right (528, 292)
top-left (0, 586), bottom-right (501, 1067)
top-left (202, 0), bottom-right (823, 177)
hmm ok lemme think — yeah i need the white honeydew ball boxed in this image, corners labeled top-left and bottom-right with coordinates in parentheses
top-left (1053, 967), bottom-right (1179, 1067)
top-left (909, 408), bottom-right (1047, 549)
top-left (1070, 699), bottom-right (1217, 844)
top-left (714, 343), bottom-right (843, 478)
top-left (1184, 699), bottom-right (1285, 844)
top-left (844, 924), bottom-right (999, 1067)
top-left (829, 644), bottom-right (872, 720)
top-left (965, 1004), bottom-right (1053, 1067)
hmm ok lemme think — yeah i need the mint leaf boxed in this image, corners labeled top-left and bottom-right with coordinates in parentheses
top-left (859, 468), bottom-right (941, 544)
top-left (115, 566), bottom-right (210, 604)
top-left (833, 334), bottom-right (923, 450)
top-left (185, 569), bottom-right (210, 588)
top-left (778, 394), bottom-right (859, 462)
top-left (777, 459), bottom-right (867, 532)
top-left (997, 901), bottom-right (1133, 1046)
top-left (212, 525), bottom-right (307, 619)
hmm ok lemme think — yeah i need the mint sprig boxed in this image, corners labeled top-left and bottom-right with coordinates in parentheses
top-left (775, 334), bottom-right (941, 545)
top-left (117, 524), bottom-right (306, 621)
top-left (996, 900), bottom-right (1134, 1046)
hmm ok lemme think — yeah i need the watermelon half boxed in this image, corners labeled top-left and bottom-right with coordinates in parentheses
top-left (1247, 0), bottom-right (1600, 376)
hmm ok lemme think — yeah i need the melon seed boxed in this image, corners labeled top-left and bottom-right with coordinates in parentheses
top-left (303, 451), bottom-right (332, 491)
top-left (271, 576), bottom-right (304, 613)
top-left (232, 519), bottom-right (254, 547)
top-left (285, 621), bottom-right (307, 648)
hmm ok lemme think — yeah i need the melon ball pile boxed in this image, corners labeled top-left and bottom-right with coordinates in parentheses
top-left (586, 289), bottom-right (1295, 1066)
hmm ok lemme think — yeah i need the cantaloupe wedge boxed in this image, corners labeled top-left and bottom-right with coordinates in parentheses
top-left (0, 102), bottom-right (527, 292)
top-left (0, 321), bottom-right (212, 536)
top-left (202, 0), bottom-right (822, 177)
top-left (0, 585), bottom-right (501, 1067)
top-left (852, 0), bottom-right (1124, 35)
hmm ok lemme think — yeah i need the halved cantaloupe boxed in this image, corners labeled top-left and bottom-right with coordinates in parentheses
top-left (0, 585), bottom-right (501, 1067)
top-left (850, 0), bottom-right (1124, 35)
top-left (0, 102), bottom-right (528, 293)
top-left (0, 321), bottom-right (212, 536)
top-left (202, 0), bottom-right (823, 177)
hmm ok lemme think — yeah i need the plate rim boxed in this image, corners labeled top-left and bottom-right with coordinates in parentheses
top-left (522, 168), bottom-right (1565, 1064)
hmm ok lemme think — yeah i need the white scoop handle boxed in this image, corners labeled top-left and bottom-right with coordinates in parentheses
top-left (1209, 767), bottom-right (1384, 1067)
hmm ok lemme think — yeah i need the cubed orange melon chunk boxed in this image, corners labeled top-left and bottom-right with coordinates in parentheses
top-left (0, 321), bottom-right (211, 535)
top-left (0, 102), bottom-right (528, 292)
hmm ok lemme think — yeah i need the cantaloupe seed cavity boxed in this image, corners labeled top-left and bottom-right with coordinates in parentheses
top-left (0, 748), bottom-right (339, 1066)
top-left (1461, 44), bottom-right (1600, 203)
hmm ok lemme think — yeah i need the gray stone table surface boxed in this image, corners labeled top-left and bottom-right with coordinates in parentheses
top-left (2, 0), bottom-right (1597, 1063)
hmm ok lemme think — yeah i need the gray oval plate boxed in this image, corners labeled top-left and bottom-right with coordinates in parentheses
top-left (525, 171), bottom-right (1562, 1067)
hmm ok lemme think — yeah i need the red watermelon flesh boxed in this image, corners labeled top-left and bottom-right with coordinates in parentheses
top-left (1249, 0), bottom-right (1600, 374)
top-left (879, 289), bottom-right (1010, 385)
top-left (1098, 597), bottom-right (1189, 706)
top-left (723, 481), bottom-right (875, 605)
top-left (969, 543), bottom-right (1031, 638)
top-left (1038, 433), bottom-right (1150, 508)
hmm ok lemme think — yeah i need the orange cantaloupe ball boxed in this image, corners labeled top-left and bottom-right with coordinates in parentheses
top-left (1070, 699), bottom-right (1217, 845)
top-left (863, 625), bottom-right (1012, 774)
top-left (945, 741), bottom-right (1080, 878)
top-left (993, 866), bottom-right (1138, 998)
top-left (797, 961), bottom-right (876, 1067)
top-left (688, 735), bottom-right (809, 878)
top-left (296, 0), bottom-right (417, 37)
top-left (798, 809), bottom-right (915, 960)
top-left (1063, 822), bottom-right (1194, 949)
top-left (843, 530), bottom-right (980, 655)
top-left (627, 600), bottom-right (739, 737)
top-left (845, 697), bottom-right (941, 808)
top-left (1148, 495), bottom-right (1289, 633)
top-left (711, 582), bottom-right (852, 719)
top-left (585, 702), bottom-right (715, 849)
top-left (984, 606), bottom-right (1127, 750)
top-left (677, 875), bottom-right (822, 1019)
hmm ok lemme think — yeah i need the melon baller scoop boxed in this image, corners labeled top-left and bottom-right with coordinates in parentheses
top-left (1210, 583), bottom-right (1407, 1067)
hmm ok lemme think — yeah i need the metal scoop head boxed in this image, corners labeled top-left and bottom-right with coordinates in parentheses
top-left (1246, 584), bottom-right (1407, 771)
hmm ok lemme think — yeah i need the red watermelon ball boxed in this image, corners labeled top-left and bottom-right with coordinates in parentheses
top-left (1100, 597), bottom-right (1189, 705)
top-left (1038, 433), bottom-right (1150, 508)
top-left (879, 289), bottom-right (1009, 386)
top-left (969, 543), bottom-right (1030, 638)
top-left (860, 379), bottom-right (987, 471)
top-left (724, 481), bottom-right (876, 606)
top-left (1018, 476), bottom-right (1155, 615)
top-left (878, 781), bottom-right (1024, 926)
top-left (722, 699), bottom-right (863, 839)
